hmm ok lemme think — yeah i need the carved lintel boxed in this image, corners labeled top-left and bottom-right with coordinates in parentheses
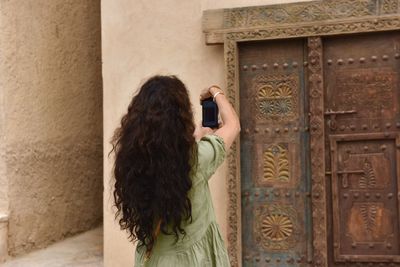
top-left (206, 15), bottom-right (400, 44)
top-left (203, 0), bottom-right (400, 44)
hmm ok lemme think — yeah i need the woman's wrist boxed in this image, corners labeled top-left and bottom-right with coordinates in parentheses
top-left (208, 86), bottom-right (224, 97)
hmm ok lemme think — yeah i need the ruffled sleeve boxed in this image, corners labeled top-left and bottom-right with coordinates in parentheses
top-left (197, 134), bottom-right (226, 181)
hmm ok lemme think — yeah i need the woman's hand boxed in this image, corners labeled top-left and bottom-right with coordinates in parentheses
top-left (199, 85), bottom-right (223, 104)
top-left (199, 87), bottom-right (212, 104)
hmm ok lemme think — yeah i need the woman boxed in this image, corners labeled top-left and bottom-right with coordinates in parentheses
top-left (110, 75), bottom-right (240, 266)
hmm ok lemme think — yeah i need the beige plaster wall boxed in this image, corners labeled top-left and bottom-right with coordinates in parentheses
top-left (0, 0), bottom-right (103, 256)
top-left (102, 0), bottom-right (312, 266)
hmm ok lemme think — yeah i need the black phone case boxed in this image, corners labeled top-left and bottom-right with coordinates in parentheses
top-left (201, 97), bottom-right (219, 128)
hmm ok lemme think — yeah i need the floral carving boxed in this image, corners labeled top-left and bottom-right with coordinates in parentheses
top-left (360, 204), bottom-right (378, 233)
top-left (261, 214), bottom-right (293, 241)
top-left (359, 158), bottom-right (377, 188)
top-left (254, 74), bottom-right (298, 121)
top-left (254, 204), bottom-right (298, 251)
top-left (263, 144), bottom-right (290, 183)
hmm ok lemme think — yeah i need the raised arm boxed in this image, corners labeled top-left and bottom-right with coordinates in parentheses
top-left (200, 86), bottom-right (241, 151)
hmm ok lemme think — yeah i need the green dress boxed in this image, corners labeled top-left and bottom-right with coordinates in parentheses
top-left (134, 134), bottom-right (231, 267)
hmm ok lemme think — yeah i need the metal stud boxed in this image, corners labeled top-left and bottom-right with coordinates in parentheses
top-left (255, 257), bottom-right (260, 262)
top-left (382, 54), bottom-right (389, 60)
top-left (296, 257), bottom-right (302, 263)
top-left (292, 61), bottom-right (298, 67)
top-left (396, 122), bottom-right (400, 128)
top-left (243, 65), bottom-right (248, 71)
top-left (276, 258), bottom-right (281, 263)
top-left (339, 125), bottom-right (346, 131)
top-left (354, 192), bottom-right (359, 199)
top-left (369, 243), bottom-right (374, 248)
top-left (273, 63), bottom-right (279, 68)
top-left (395, 53), bottom-right (400, 59)
top-left (384, 132), bottom-right (390, 137)
top-left (295, 192), bottom-right (300, 197)
top-left (327, 59), bottom-right (332, 65)
top-left (337, 59), bottom-right (343, 65)
top-left (254, 192), bottom-right (259, 197)
top-left (251, 64), bottom-right (257, 70)
top-left (283, 63), bottom-right (288, 68)
top-left (362, 124), bottom-right (368, 130)
top-left (293, 126), bottom-right (299, 132)
top-left (343, 193), bottom-right (348, 199)
top-left (245, 128), bottom-right (250, 134)
top-left (373, 124), bottom-right (380, 129)
top-left (363, 146), bottom-right (369, 151)
top-left (311, 59), bottom-right (316, 65)
top-left (262, 64), bottom-right (268, 69)
top-left (388, 193), bottom-right (393, 199)
top-left (371, 55), bottom-right (377, 61)
top-left (264, 128), bottom-right (270, 133)
top-left (265, 257), bottom-right (271, 262)
top-left (275, 128), bottom-right (280, 133)
top-left (306, 192), bottom-right (311, 197)
top-left (359, 57), bottom-right (366, 63)
top-left (303, 61), bottom-right (308, 66)
top-left (348, 58), bottom-right (354, 64)
top-left (351, 243), bottom-right (357, 248)
top-left (375, 193), bottom-right (381, 198)
top-left (333, 242), bottom-right (339, 248)
top-left (287, 257), bottom-right (293, 263)
top-left (274, 191), bottom-right (280, 197)
top-left (380, 145), bottom-right (387, 151)
top-left (350, 125), bottom-right (355, 130)
top-left (365, 192), bottom-right (370, 198)
top-left (264, 192), bottom-right (269, 197)
top-left (387, 243), bottom-right (392, 249)
top-left (285, 192), bottom-right (290, 197)
top-left (284, 127), bottom-right (289, 132)
top-left (254, 128), bottom-right (259, 133)
top-left (386, 122), bottom-right (391, 128)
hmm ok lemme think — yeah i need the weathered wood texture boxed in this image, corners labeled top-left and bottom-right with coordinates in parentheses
top-left (204, 0), bottom-right (400, 266)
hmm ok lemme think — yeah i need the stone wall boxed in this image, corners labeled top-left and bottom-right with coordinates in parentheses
top-left (0, 0), bottom-right (103, 256)
top-left (101, 0), bottom-right (312, 266)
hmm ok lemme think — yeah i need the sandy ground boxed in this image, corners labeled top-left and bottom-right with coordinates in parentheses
top-left (0, 225), bottom-right (103, 267)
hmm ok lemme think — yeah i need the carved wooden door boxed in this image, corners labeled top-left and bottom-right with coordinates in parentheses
top-left (238, 31), bottom-right (400, 266)
top-left (239, 39), bottom-right (312, 266)
top-left (324, 31), bottom-right (400, 265)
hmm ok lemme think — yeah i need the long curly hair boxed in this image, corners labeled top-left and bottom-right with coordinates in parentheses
top-left (109, 75), bottom-right (197, 254)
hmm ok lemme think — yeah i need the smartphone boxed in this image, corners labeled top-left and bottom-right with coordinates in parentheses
top-left (201, 97), bottom-right (219, 128)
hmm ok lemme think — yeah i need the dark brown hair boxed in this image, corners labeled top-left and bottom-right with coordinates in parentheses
top-left (109, 75), bottom-right (197, 253)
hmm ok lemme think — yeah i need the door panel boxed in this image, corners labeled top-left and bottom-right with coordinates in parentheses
top-left (239, 39), bottom-right (312, 266)
top-left (324, 31), bottom-right (400, 265)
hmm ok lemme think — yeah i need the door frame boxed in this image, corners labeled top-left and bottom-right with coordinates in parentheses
top-left (202, 1), bottom-right (400, 266)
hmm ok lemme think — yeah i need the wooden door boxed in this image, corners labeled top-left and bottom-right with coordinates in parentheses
top-left (324, 31), bottom-right (400, 265)
top-left (239, 39), bottom-right (312, 266)
top-left (238, 31), bottom-right (400, 267)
